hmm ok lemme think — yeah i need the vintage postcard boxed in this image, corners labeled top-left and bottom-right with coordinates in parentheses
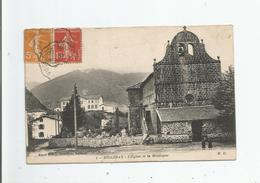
top-left (24, 25), bottom-right (236, 164)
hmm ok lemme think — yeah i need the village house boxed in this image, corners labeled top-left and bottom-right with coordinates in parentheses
top-left (60, 97), bottom-right (71, 111)
top-left (60, 95), bottom-right (122, 113)
top-left (27, 108), bottom-right (47, 120)
top-left (127, 27), bottom-right (229, 142)
top-left (30, 115), bottom-right (62, 139)
top-left (60, 95), bottom-right (104, 111)
top-left (81, 95), bottom-right (104, 111)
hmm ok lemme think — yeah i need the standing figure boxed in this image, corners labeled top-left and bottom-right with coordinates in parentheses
top-left (202, 139), bottom-right (206, 149)
top-left (208, 138), bottom-right (213, 149)
top-left (201, 136), bottom-right (207, 149)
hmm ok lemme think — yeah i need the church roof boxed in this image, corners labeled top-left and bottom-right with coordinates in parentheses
top-left (154, 26), bottom-right (220, 65)
top-left (156, 105), bottom-right (220, 122)
top-left (171, 28), bottom-right (200, 44)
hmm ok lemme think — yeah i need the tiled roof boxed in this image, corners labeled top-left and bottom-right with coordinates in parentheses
top-left (156, 105), bottom-right (220, 122)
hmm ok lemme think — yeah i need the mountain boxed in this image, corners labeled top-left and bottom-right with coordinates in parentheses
top-left (31, 69), bottom-right (149, 109)
top-left (25, 81), bottom-right (41, 90)
top-left (25, 88), bottom-right (50, 112)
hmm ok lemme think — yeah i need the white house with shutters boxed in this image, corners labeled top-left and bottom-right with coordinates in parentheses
top-left (30, 115), bottom-right (62, 139)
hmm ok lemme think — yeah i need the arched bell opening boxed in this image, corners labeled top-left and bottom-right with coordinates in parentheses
top-left (187, 43), bottom-right (194, 56)
top-left (177, 43), bottom-right (185, 56)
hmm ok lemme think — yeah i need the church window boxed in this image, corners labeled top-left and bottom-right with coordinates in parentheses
top-left (185, 94), bottom-right (194, 104)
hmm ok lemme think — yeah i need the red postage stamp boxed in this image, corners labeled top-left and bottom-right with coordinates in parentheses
top-left (54, 28), bottom-right (82, 63)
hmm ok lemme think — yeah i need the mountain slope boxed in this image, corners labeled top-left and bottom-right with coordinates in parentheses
top-left (25, 88), bottom-right (49, 112)
top-left (25, 81), bottom-right (40, 90)
top-left (31, 69), bottom-right (149, 109)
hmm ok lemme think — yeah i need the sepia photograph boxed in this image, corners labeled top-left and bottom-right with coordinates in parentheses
top-left (24, 25), bottom-right (236, 164)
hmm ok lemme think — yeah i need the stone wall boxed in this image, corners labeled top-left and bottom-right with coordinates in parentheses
top-left (159, 135), bottom-right (191, 143)
top-left (127, 89), bottom-right (142, 106)
top-left (49, 136), bottom-right (144, 148)
top-left (154, 59), bottom-right (221, 108)
top-left (128, 106), bottom-right (142, 134)
top-left (155, 82), bottom-right (218, 107)
top-left (49, 134), bottom-right (192, 148)
top-left (148, 134), bottom-right (191, 143)
top-left (127, 88), bottom-right (143, 134)
top-left (161, 121), bottom-right (192, 136)
top-left (160, 120), bottom-right (235, 142)
top-left (154, 63), bottom-right (221, 84)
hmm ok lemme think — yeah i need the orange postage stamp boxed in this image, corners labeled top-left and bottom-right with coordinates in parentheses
top-left (24, 29), bottom-right (53, 63)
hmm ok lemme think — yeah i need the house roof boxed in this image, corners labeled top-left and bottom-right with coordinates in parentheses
top-left (141, 72), bottom-right (154, 86)
top-left (27, 108), bottom-right (47, 113)
top-left (29, 115), bottom-right (62, 123)
top-left (156, 105), bottom-right (220, 122)
top-left (60, 95), bottom-right (102, 102)
top-left (127, 73), bottom-right (154, 91)
top-left (60, 97), bottom-right (71, 101)
top-left (126, 82), bottom-right (142, 90)
top-left (81, 95), bottom-right (102, 100)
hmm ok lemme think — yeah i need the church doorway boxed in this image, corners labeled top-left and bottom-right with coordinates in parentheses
top-left (191, 121), bottom-right (202, 141)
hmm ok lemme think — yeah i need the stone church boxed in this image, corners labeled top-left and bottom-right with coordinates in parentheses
top-left (127, 26), bottom-right (227, 142)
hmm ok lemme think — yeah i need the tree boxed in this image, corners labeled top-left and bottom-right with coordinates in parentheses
top-left (61, 84), bottom-right (86, 136)
top-left (212, 65), bottom-right (235, 131)
top-left (110, 107), bottom-right (120, 135)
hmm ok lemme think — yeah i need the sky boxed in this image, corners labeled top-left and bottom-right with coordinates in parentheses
top-left (25, 25), bottom-right (234, 83)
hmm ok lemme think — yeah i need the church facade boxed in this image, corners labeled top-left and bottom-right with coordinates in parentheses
top-left (127, 27), bottom-right (228, 142)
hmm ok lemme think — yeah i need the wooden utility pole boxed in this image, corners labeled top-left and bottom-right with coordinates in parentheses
top-left (73, 83), bottom-right (78, 149)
